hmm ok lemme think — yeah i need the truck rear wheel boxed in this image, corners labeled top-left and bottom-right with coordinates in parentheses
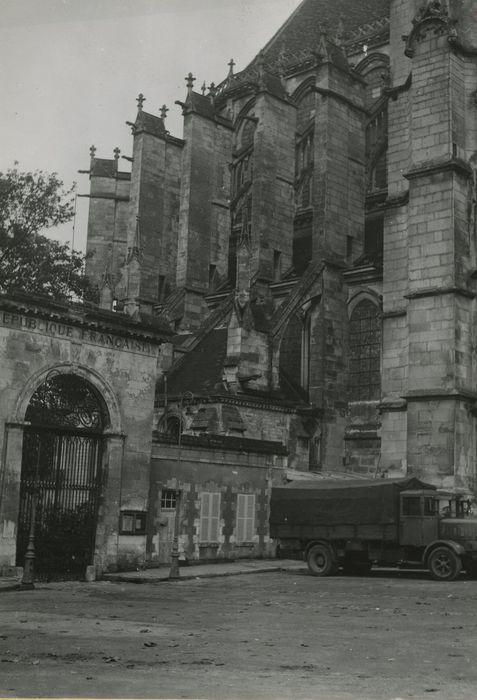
top-left (307, 544), bottom-right (336, 576)
top-left (428, 547), bottom-right (462, 581)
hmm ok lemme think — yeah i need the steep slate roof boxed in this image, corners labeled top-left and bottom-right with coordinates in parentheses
top-left (258, 0), bottom-right (391, 65)
top-left (134, 110), bottom-right (167, 138)
top-left (90, 158), bottom-right (116, 178)
top-left (215, 0), bottom-right (390, 102)
top-left (164, 328), bottom-right (228, 396)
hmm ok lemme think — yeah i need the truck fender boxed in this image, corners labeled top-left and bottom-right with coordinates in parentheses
top-left (304, 540), bottom-right (337, 561)
top-left (422, 540), bottom-right (466, 565)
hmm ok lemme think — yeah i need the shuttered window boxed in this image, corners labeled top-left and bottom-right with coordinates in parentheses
top-left (199, 492), bottom-right (221, 542)
top-left (236, 494), bottom-right (255, 542)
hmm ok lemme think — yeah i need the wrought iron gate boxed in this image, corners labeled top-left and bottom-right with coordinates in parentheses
top-left (16, 428), bottom-right (103, 581)
top-left (16, 373), bottom-right (106, 581)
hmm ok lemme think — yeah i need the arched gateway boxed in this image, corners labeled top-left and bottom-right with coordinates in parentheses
top-left (16, 373), bottom-right (108, 580)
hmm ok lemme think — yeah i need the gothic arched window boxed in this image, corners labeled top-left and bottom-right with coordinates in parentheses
top-left (349, 300), bottom-right (381, 401)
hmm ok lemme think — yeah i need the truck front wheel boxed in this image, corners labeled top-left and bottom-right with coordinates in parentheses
top-left (306, 544), bottom-right (336, 576)
top-left (427, 547), bottom-right (462, 581)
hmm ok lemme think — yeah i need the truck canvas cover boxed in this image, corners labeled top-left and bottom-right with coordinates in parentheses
top-left (270, 477), bottom-right (435, 530)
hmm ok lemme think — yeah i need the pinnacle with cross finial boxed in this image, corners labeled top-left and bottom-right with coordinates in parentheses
top-left (160, 104), bottom-right (169, 120)
top-left (185, 72), bottom-right (196, 91)
top-left (228, 58), bottom-right (235, 76)
top-left (136, 93), bottom-right (146, 111)
top-left (201, 81), bottom-right (207, 95)
top-left (90, 145), bottom-right (96, 159)
top-left (113, 147), bottom-right (121, 160)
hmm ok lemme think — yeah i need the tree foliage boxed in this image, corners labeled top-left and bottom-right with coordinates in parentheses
top-left (0, 165), bottom-right (93, 301)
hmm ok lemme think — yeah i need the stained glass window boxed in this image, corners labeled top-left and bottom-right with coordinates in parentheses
top-left (349, 300), bottom-right (381, 401)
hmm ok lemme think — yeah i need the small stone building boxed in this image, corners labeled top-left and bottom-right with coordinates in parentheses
top-left (3, 0), bottom-right (477, 576)
top-left (0, 295), bottom-right (171, 577)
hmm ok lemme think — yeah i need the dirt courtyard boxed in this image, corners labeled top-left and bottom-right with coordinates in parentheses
top-left (1, 568), bottom-right (477, 700)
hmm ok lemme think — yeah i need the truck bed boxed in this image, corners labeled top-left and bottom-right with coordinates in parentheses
top-left (270, 476), bottom-right (435, 542)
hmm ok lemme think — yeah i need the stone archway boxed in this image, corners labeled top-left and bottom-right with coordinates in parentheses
top-left (15, 371), bottom-right (110, 580)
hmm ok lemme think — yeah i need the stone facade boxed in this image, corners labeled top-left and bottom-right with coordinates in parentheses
top-left (79, 1), bottom-right (477, 566)
top-left (5, 0), bottom-right (477, 576)
top-left (0, 296), bottom-right (171, 575)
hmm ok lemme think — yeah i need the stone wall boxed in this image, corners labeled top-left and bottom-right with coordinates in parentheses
top-left (149, 437), bottom-right (286, 564)
top-left (0, 297), bottom-right (169, 574)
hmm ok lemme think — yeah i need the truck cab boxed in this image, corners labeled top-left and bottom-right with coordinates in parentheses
top-left (398, 489), bottom-right (477, 580)
top-left (399, 490), bottom-right (439, 547)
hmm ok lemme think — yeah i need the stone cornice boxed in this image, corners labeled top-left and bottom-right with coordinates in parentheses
top-left (382, 308), bottom-right (407, 319)
top-left (378, 190), bottom-right (409, 211)
top-left (383, 73), bottom-right (412, 100)
top-left (152, 430), bottom-right (288, 456)
top-left (404, 286), bottom-right (475, 300)
top-left (0, 294), bottom-right (172, 343)
top-left (404, 157), bottom-right (472, 181)
top-left (312, 86), bottom-right (368, 116)
top-left (78, 193), bottom-right (130, 202)
top-left (404, 388), bottom-right (477, 403)
top-left (379, 398), bottom-right (407, 413)
top-left (342, 266), bottom-right (382, 285)
top-left (211, 393), bottom-right (302, 414)
top-left (157, 392), bottom-right (307, 414)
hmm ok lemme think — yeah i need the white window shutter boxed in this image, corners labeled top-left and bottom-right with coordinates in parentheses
top-left (211, 492), bottom-right (221, 542)
top-left (245, 494), bottom-right (255, 541)
top-left (236, 494), bottom-right (255, 542)
top-left (200, 492), bottom-right (221, 542)
top-left (199, 492), bottom-right (211, 541)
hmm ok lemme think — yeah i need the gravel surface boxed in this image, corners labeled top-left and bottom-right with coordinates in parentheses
top-left (1, 569), bottom-right (477, 699)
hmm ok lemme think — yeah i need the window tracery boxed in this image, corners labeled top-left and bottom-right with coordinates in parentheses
top-left (366, 105), bottom-right (388, 193)
top-left (349, 300), bottom-right (381, 401)
top-left (295, 130), bottom-right (314, 211)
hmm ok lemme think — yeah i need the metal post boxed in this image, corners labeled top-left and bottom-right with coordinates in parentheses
top-left (21, 495), bottom-right (37, 589)
top-left (21, 447), bottom-right (41, 589)
top-left (168, 489), bottom-right (182, 579)
top-left (168, 391), bottom-right (193, 580)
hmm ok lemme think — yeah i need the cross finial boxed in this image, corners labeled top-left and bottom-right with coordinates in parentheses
top-left (201, 81), bottom-right (207, 95)
top-left (160, 104), bottom-right (169, 121)
top-left (228, 58), bottom-right (235, 77)
top-left (136, 93), bottom-right (146, 111)
top-left (185, 72), bottom-right (196, 91)
top-left (113, 147), bottom-right (121, 161)
top-left (89, 144), bottom-right (96, 159)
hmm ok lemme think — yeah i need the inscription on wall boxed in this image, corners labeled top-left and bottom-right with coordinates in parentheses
top-left (0, 311), bottom-right (156, 355)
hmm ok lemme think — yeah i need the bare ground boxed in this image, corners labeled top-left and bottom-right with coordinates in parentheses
top-left (1, 569), bottom-right (477, 700)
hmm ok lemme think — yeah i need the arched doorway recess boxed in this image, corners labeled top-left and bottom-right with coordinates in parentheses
top-left (16, 372), bottom-right (108, 580)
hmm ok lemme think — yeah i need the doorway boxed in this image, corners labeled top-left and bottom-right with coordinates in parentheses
top-left (157, 489), bottom-right (177, 564)
top-left (16, 373), bottom-right (106, 581)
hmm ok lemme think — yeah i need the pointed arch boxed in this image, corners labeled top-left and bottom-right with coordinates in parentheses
top-left (348, 297), bottom-right (382, 402)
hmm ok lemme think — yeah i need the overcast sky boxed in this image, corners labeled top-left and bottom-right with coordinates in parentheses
top-left (0, 0), bottom-right (302, 252)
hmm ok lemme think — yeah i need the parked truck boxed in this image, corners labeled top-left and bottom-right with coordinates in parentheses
top-left (269, 477), bottom-right (477, 581)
